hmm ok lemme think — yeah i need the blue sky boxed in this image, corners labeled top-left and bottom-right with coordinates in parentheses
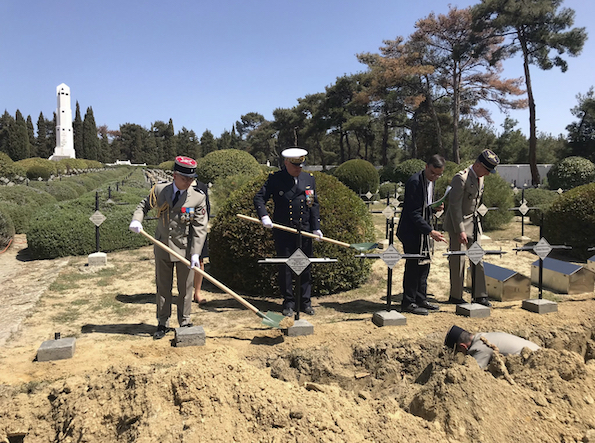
top-left (1, 0), bottom-right (593, 141)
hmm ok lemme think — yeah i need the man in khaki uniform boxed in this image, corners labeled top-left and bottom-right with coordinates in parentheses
top-left (129, 156), bottom-right (208, 339)
top-left (443, 149), bottom-right (499, 307)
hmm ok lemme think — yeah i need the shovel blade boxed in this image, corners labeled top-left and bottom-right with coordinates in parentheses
top-left (260, 311), bottom-right (291, 329)
top-left (350, 242), bottom-right (379, 252)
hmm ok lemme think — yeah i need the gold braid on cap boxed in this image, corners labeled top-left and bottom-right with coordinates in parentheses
top-left (148, 185), bottom-right (171, 224)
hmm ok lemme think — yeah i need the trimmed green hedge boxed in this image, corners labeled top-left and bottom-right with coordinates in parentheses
top-left (27, 184), bottom-right (157, 259)
top-left (393, 159), bottom-right (426, 185)
top-left (14, 158), bottom-right (58, 180)
top-left (333, 159), bottom-right (379, 195)
top-left (209, 172), bottom-right (375, 296)
top-left (547, 156), bottom-right (595, 191)
top-left (0, 152), bottom-right (26, 180)
top-left (0, 207), bottom-right (15, 251)
top-left (196, 149), bottom-right (261, 184)
top-left (543, 182), bottom-right (595, 261)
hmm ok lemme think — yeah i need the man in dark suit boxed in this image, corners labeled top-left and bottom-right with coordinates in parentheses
top-left (397, 154), bottom-right (447, 315)
top-left (253, 147), bottom-right (322, 317)
top-left (130, 156), bottom-right (208, 339)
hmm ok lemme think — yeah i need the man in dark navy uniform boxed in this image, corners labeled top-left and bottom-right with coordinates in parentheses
top-left (397, 154), bottom-right (447, 315)
top-left (254, 147), bottom-right (322, 317)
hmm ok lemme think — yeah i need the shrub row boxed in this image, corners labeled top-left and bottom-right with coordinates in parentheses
top-left (209, 171), bottom-right (375, 297)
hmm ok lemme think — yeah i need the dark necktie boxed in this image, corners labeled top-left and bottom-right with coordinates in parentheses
top-left (172, 190), bottom-right (180, 206)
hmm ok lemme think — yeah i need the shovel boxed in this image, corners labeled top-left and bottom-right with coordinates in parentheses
top-left (237, 214), bottom-right (378, 252)
top-left (139, 229), bottom-right (291, 329)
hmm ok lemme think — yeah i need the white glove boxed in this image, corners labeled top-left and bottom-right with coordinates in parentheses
top-left (129, 220), bottom-right (142, 234)
top-left (261, 215), bottom-right (273, 229)
top-left (313, 229), bottom-right (323, 241)
top-left (190, 254), bottom-right (200, 269)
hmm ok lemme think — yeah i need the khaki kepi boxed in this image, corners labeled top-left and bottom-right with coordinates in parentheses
top-left (282, 147), bottom-right (308, 167)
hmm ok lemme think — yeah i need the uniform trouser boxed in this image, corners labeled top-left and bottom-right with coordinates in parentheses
top-left (401, 241), bottom-right (430, 307)
top-left (274, 230), bottom-right (313, 310)
top-left (447, 233), bottom-right (487, 300)
top-left (155, 253), bottom-right (193, 327)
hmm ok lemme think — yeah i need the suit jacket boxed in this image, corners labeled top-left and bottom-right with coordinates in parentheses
top-left (133, 182), bottom-right (208, 261)
top-left (254, 168), bottom-right (320, 232)
top-left (396, 170), bottom-right (433, 253)
top-left (443, 167), bottom-right (484, 236)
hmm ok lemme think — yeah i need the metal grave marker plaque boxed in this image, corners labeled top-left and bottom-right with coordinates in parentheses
top-left (478, 204), bottom-right (488, 217)
top-left (89, 211), bottom-right (106, 227)
top-left (286, 248), bottom-right (311, 275)
top-left (467, 242), bottom-right (485, 265)
top-left (382, 206), bottom-right (394, 219)
top-left (533, 238), bottom-right (552, 260)
top-left (381, 244), bottom-right (402, 269)
top-left (519, 202), bottom-right (529, 215)
top-left (365, 191), bottom-right (373, 200)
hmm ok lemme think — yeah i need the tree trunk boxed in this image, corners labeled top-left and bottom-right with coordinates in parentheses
top-left (424, 76), bottom-right (445, 158)
top-left (452, 65), bottom-right (461, 164)
top-left (519, 30), bottom-right (541, 185)
top-left (381, 116), bottom-right (390, 166)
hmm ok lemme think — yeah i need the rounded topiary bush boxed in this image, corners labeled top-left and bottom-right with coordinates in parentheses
top-left (0, 152), bottom-right (26, 181)
top-left (0, 207), bottom-right (15, 251)
top-left (333, 159), bottom-right (379, 195)
top-left (14, 158), bottom-right (58, 180)
top-left (158, 160), bottom-right (174, 171)
top-left (543, 183), bottom-right (595, 261)
top-left (196, 149), bottom-right (261, 184)
top-left (481, 173), bottom-right (515, 231)
top-left (393, 159), bottom-right (426, 185)
top-left (547, 156), bottom-right (595, 191)
top-left (209, 171), bottom-right (375, 297)
top-left (378, 182), bottom-right (399, 200)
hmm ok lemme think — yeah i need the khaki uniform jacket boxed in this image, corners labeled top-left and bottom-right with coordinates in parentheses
top-left (443, 167), bottom-right (484, 237)
top-left (132, 182), bottom-right (208, 261)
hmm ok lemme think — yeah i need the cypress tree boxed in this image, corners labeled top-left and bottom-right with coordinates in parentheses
top-left (73, 101), bottom-right (83, 158)
top-left (83, 106), bottom-right (99, 160)
top-left (26, 115), bottom-right (36, 157)
top-left (36, 112), bottom-right (48, 158)
top-left (8, 110), bottom-right (31, 161)
top-left (0, 111), bottom-right (14, 156)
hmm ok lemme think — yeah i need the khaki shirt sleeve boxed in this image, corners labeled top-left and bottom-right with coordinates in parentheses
top-left (448, 174), bottom-right (466, 234)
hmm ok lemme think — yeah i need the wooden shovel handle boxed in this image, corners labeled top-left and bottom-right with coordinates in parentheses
top-left (139, 229), bottom-right (259, 314)
top-left (236, 214), bottom-right (351, 248)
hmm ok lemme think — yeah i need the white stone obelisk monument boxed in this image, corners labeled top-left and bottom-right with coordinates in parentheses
top-left (49, 83), bottom-right (76, 160)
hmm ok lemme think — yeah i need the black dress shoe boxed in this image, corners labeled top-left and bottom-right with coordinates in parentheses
top-left (401, 303), bottom-right (429, 316)
top-left (282, 308), bottom-right (295, 317)
top-left (181, 323), bottom-right (193, 328)
top-left (474, 297), bottom-right (492, 307)
top-left (447, 297), bottom-right (466, 305)
top-left (302, 306), bottom-right (315, 316)
top-left (153, 325), bottom-right (167, 340)
top-left (419, 301), bottom-right (440, 311)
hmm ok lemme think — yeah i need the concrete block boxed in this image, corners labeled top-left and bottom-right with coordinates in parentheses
top-left (284, 319), bottom-right (314, 337)
top-left (456, 303), bottom-right (491, 318)
top-left (372, 310), bottom-right (407, 327)
top-left (174, 325), bottom-right (206, 347)
top-left (522, 299), bottom-right (558, 314)
top-left (37, 337), bottom-right (76, 362)
top-left (88, 252), bottom-right (107, 267)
